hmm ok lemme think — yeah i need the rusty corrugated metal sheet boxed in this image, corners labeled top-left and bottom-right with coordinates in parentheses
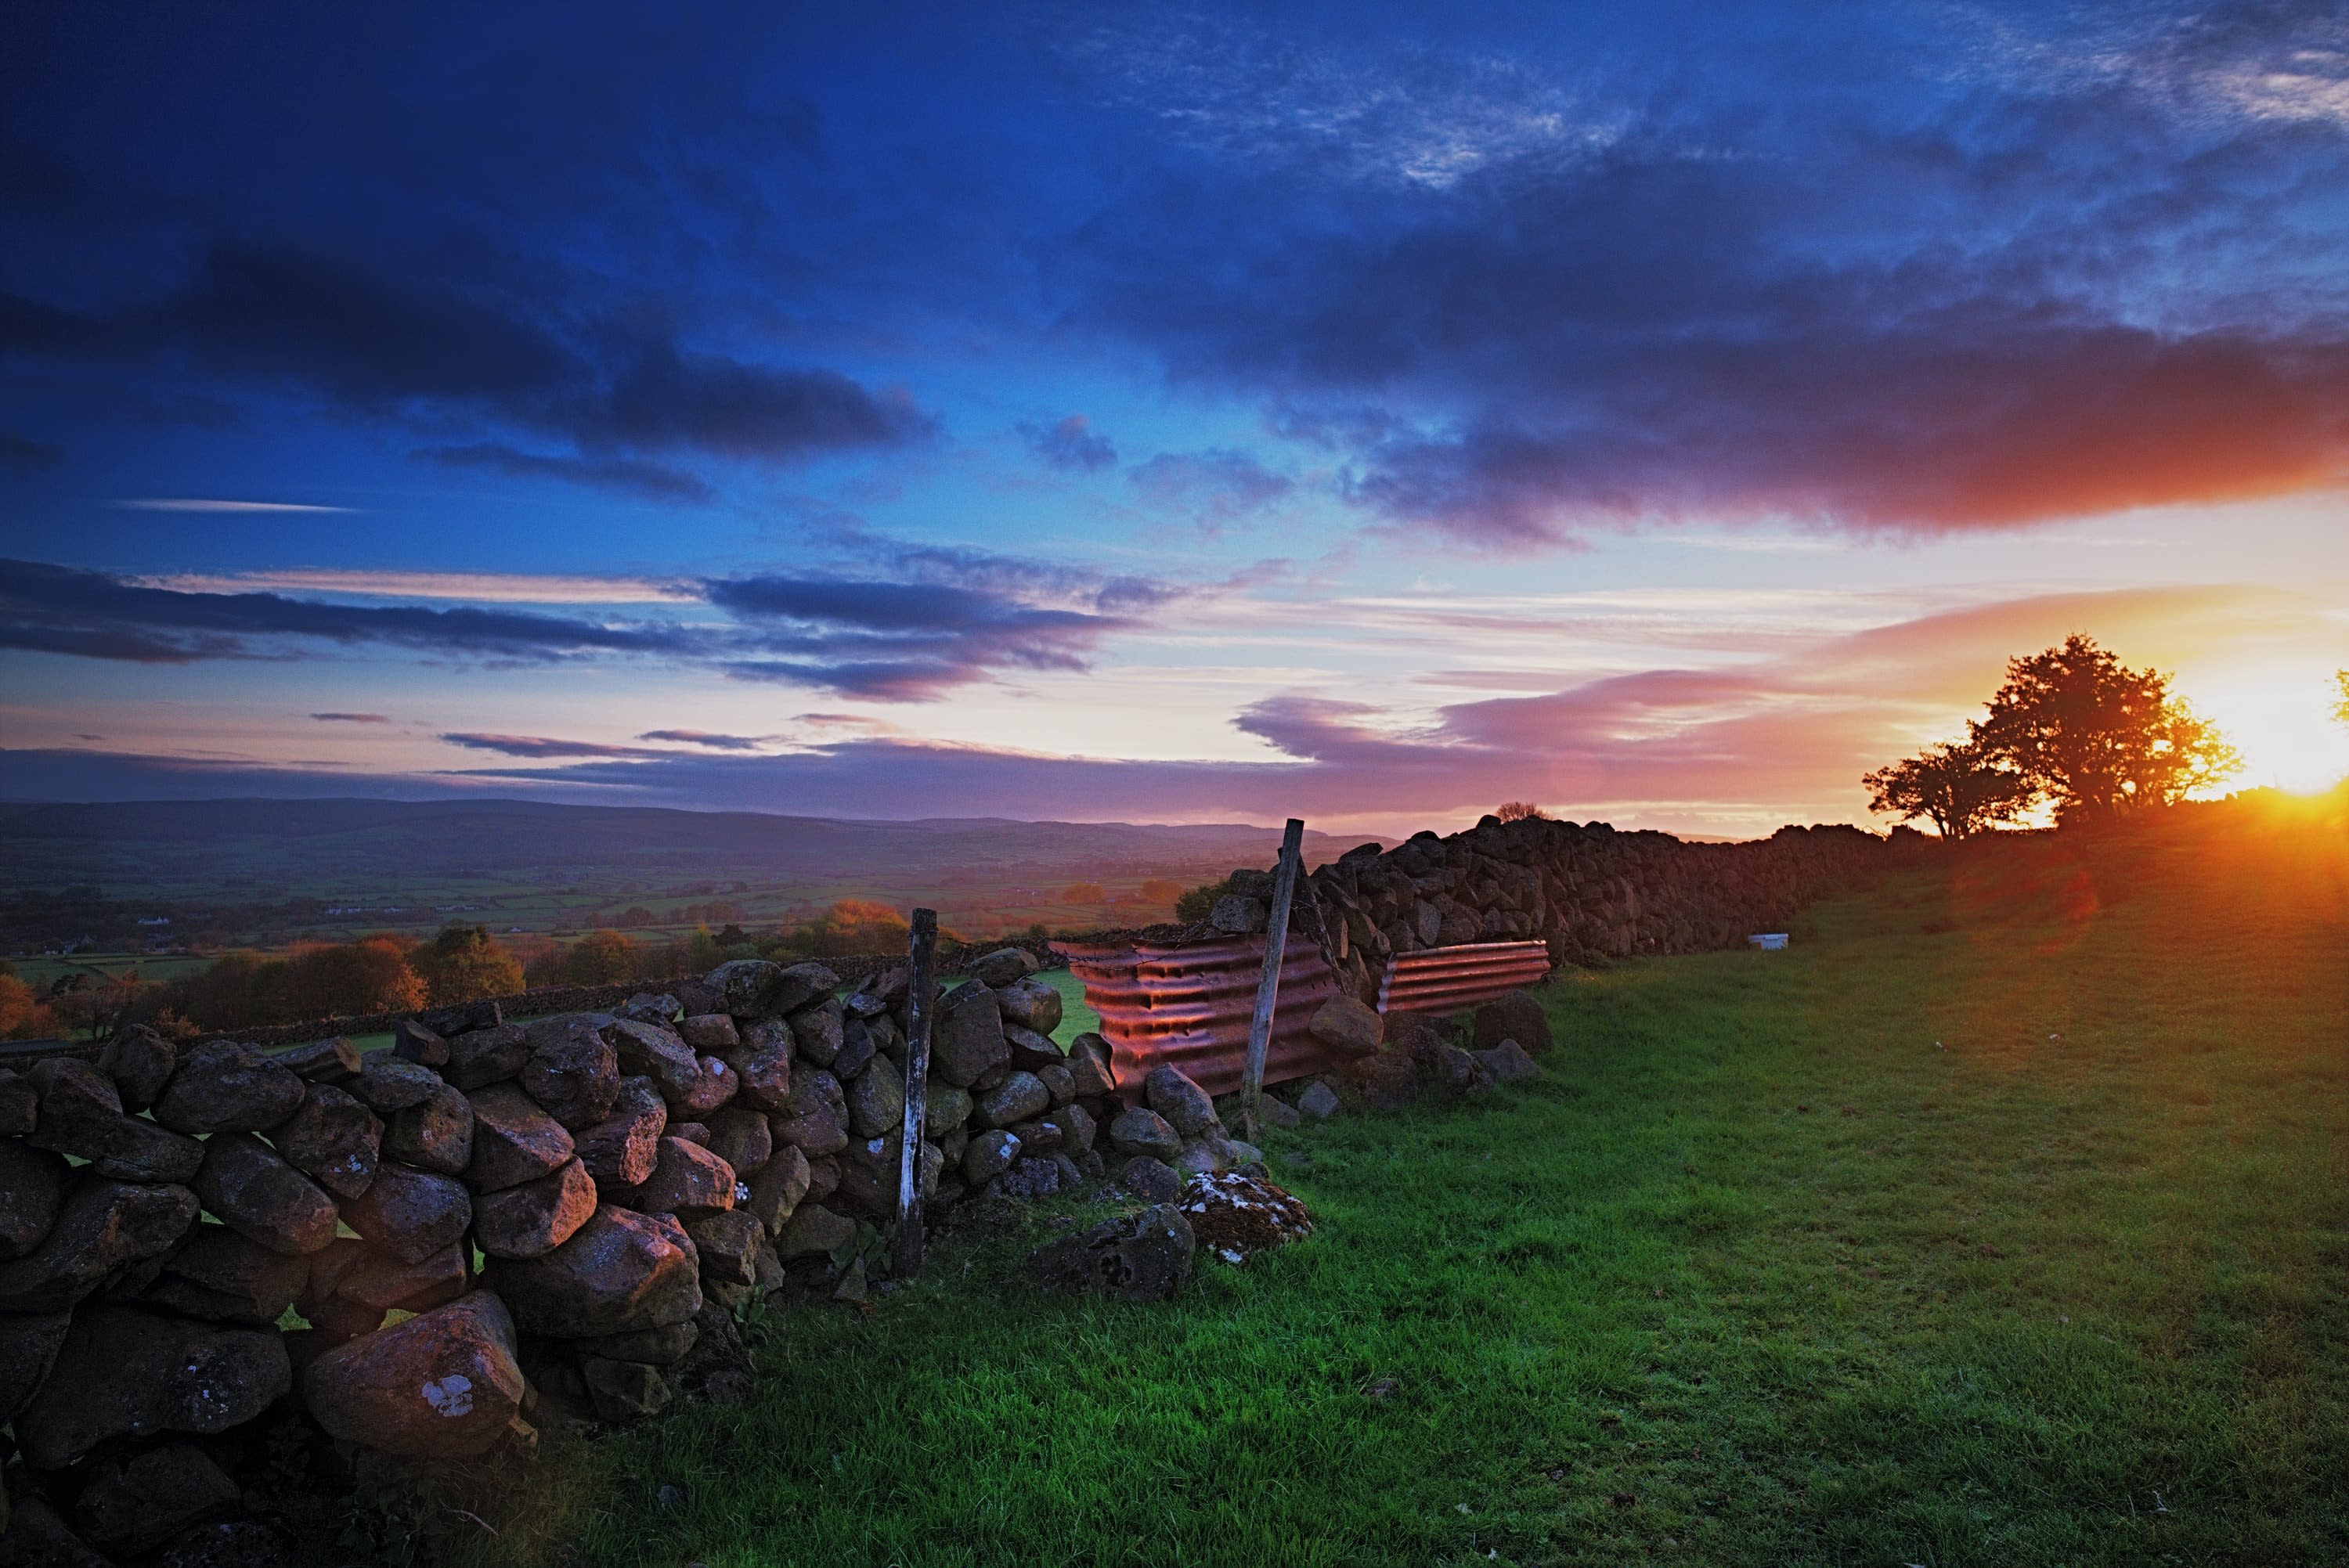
top-left (1055, 934), bottom-right (1343, 1100)
top-left (1377, 940), bottom-right (1551, 1016)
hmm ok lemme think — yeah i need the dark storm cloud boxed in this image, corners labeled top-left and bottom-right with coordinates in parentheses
top-left (417, 443), bottom-right (715, 504)
top-left (0, 240), bottom-right (936, 485)
top-left (0, 558), bottom-right (699, 665)
top-left (0, 551), bottom-right (1190, 700)
top-left (0, 430), bottom-right (60, 470)
top-left (1020, 414), bottom-right (1118, 473)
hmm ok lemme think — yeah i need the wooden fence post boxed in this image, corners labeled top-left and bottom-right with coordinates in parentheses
top-left (891, 907), bottom-right (940, 1278)
top-left (1239, 818), bottom-right (1305, 1142)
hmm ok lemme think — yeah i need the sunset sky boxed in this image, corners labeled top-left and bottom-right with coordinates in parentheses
top-left (3, 2), bottom-right (2346, 836)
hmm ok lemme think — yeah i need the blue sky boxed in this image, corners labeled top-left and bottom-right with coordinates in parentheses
top-left (3, 2), bottom-right (2346, 833)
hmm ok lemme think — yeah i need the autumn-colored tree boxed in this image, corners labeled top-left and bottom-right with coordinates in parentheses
top-left (1061, 883), bottom-right (1107, 903)
top-left (1862, 735), bottom-right (2030, 842)
top-left (564, 930), bottom-right (639, 986)
top-left (409, 924), bottom-right (525, 1006)
top-left (281, 937), bottom-right (427, 1020)
top-left (1976, 635), bottom-right (2240, 822)
top-left (0, 974), bottom-right (57, 1040)
top-left (1140, 878), bottom-right (1184, 905)
top-left (49, 970), bottom-right (157, 1042)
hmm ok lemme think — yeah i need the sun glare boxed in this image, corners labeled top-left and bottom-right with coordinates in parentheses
top-left (2195, 665), bottom-right (2349, 795)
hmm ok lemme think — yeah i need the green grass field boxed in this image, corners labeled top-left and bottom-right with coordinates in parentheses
top-left (454, 809), bottom-right (2347, 1567)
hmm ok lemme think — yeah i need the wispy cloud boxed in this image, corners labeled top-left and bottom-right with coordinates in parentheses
top-left (139, 569), bottom-right (702, 604)
top-left (311, 712), bottom-right (390, 723)
top-left (439, 733), bottom-right (680, 759)
top-left (1019, 413), bottom-right (1118, 474)
top-left (635, 729), bottom-right (774, 751)
top-left (117, 498), bottom-right (355, 513)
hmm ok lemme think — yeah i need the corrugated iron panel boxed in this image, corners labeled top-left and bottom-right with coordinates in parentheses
top-left (1055, 934), bottom-right (1344, 1100)
top-left (1378, 940), bottom-right (1552, 1016)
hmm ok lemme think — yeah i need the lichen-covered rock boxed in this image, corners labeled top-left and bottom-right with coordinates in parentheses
top-left (25, 1058), bottom-right (206, 1184)
top-left (1348, 1048), bottom-right (1420, 1111)
top-left (1040, 1098), bottom-right (1095, 1153)
top-left (976, 1070), bottom-right (1051, 1130)
top-left (1066, 1034), bottom-right (1117, 1099)
top-left (773, 1067), bottom-right (848, 1155)
top-left (1107, 1106), bottom-right (1181, 1160)
top-left (443, 1022), bottom-right (532, 1091)
top-left (0, 1177), bottom-right (197, 1311)
top-left (994, 976), bottom-right (1063, 1035)
top-left (16, 1305), bottom-right (290, 1470)
top-left (575, 1075), bottom-right (666, 1188)
top-left (968, 947), bottom-right (1037, 988)
top-left (1145, 1065), bottom-right (1219, 1136)
top-left (933, 981), bottom-right (1009, 1088)
top-left (705, 958), bottom-right (786, 1016)
top-left (351, 1054), bottom-right (442, 1112)
top-left (144, 1227), bottom-right (310, 1325)
top-left (474, 1158), bottom-right (597, 1259)
top-left (301, 1291), bottom-right (525, 1458)
top-left (1003, 1023), bottom-right (1063, 1072)
top-left (1297, 1080), bottom-right (1342, 1119)
top-left (275, 1035), bottom-right (365, 1083)
top-left (191, 1133), bottom-right (338, 1255)
top-left (581, 1355), bottom-right (672, 1422)
top-left (1208, 895), bottom-right (1268, 935)
top-left (789, 997), bottom-right (846, 1066)
top-left (308, 1237), bottom-right (471, 1316)
top-left (741, 1144), bottom-right (810, 1234)
top-left (1118, 1155), bottom-right (1181, 1203)
top-left (383, 1082), bottom-right (476, 1175)
top-left (521, 1015), bottom-right (622, 1129)
top-left (74, 1440), bottom-right (241, 1555)
top-left (482, 1205), bottom-right (702, 1337)
top-left (1031, 1203), bottom-right (1195, 1302)
top-left (1474, 991), bottom-right (1553, 1056)
top-left (273, 1083), bottom-right (381, 1199)
top-left (844, 1058), bottom-right (905, 1139)
top-left (1181, 1170), bottom-right (1314, 1263)
top-left (96, 1026), bottom-right (178, 1110)
top-left (703, 1106), bottom-right (772, 1177)
top-left (0, 1139), bottom-right (70, 1258)
top-left (831, 1016), bottom-right (876, 1081)
top-left (341, 1162), bottom-right (472, 1264)
top-left (464, 1082), bottom-right (576, 1192)
top-left (392, 1016), bottom-right (449, 1067)
top-left (419, 998), bottom-right (500, 1036)
top-left (961, 1128), bottom-right (1020, 1184)
top-left (1474, 1039), bottom-right (1538, 1082)
top-left (601, 1017), bottom-right (703, 1105)
top-left (1434, 1044), bottom-right (1495, 1096)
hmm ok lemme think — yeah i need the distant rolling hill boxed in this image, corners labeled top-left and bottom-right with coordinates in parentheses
top-left (0, 796), bottom-right (1390, 897)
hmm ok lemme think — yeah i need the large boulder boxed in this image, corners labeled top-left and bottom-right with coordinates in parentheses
top-left (73, 1441), bottom-right (240, 1556)
top-left (1106, 1107), bottom-right (1181, 1160)
top-left (622, 1137), bottom-right (734, 1219)
top-left (16, 1305), bottom-right (290, 1470)
top-left (194, 1134), bottom-right (340, 1256)
top-left (789, 997), bottom-right (846, 1066)
top-left (675, 1055), bottom-right (740, 1119)
top-left (301, 1291), bottom-right (526, 1458)
top-left (773, 1202), bottom-right (853, 1260)
top-left (576, 1076), bottom-right (666, 1188)
top-left (443, 1022), bottom-right (532, 1091)
top-left (0, 1137), bottom-right (69, 1258)
top-left (705, 958), bottom-right (785, 1017)
top-left (1180, 1170), bottom-right (1315, 1262)
top-left (1474, 1039), bottom-right (1539, 1082)
top-left (968, 947), bottom-right (1038, 988)
top-left (473, 1159), bottom-right (597, 1259)
top-left (144, 1227), bottom-right (311, 1325)
top-left (845, 1059), bottom-right (906, 1139)
top-left (773, 1068), bottom-right (848, 1155)
top-left (151, 1040), bottom-right (305, 1134)
top-left (994, 977), bottom-right (1063, 1035)
top-left (1474, 991), bottom-right (1553, 1056)
top-left (464, 1083), bottom-right (576, 1192)
top-left (976, 1071), bottom-right (1049, 1130)
top-left (342, 1163), bottom-right (471, 1264)
top-left (350, 1054), bottom-right (442, 1113)
top-left (962, 1128), bottom-right (1020, 1184)
top-left (521, 1015), bottom-right (622, 1129)
top-left (831, 1016), bottom-right (876, 1081)
top-left (482, 1205), bottom-right (702, 1337)
top-left (1143, 1066), bottom-right (1219, 1136)
top-left (685, 1209), bottom-right (763, 1287)
top-left (723, 1020), bottom-right (792, 1111)
top-left (1065, 1034), bottom-right (1117, 1098)
top-left (675, 1014), bottom-right (739, 1053)
top-left (272, 1083), bottom-right (381, 1199)
top-left (95, 1026), bottom-right (179, 1111)
top-left (1208, 895), bottom-right (1268, 935)
top-left (0, 1177), bottom-right (197, 1310)
top-left (383, 1082), bottom-right (476, 1175)
top-left (740, 1144), bottom-right (810, 1234)
top-left (308, 1237), bottom-right (471, 1317)
top-left (1031, 1203), bottom-right (1195, 1302)
top-left (25, 1059), bottom-right (206, 1183)
top-left (600, 1018), bottom-right (703, 1105)
top-left (1348, 1048), bottom-right (1420, 1111)
top-left (1308, 996), bottom-right (1384, 1058)
top-left (1004, 1024), bottom-right (1063, 1072)
top-left (703, 1106), bottom-right (773, 1177)
top-left (0, 1308), bottom-right (70, 1422)
top-left (933, 982), bottom-right (1009, 1088)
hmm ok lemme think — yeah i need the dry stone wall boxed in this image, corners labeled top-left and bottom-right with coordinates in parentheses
top-left (1209, 816), bottom-right (1893, 1005)
top-left (0, 944), bottom-right (1226, 1560)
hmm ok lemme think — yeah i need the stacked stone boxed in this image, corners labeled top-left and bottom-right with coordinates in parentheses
top-left (933, 946), bottom-right (1115, 1205)
top-left (1097, 1064), bottom-right (1261, 1201)
top-left (1196, 814), bottom-right (1885, 1004)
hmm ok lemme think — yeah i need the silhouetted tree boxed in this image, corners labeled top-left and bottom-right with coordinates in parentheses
top-left (1976, 635), bottom-right (2239, 823)
top-left (1494, 801), bottom-right (1548, 822)
top-left (410, 924), bottom-right (525, 1006)
top-left (1861, 735), bottom-right (2029, 841)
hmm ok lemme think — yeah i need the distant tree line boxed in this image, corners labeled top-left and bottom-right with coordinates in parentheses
top-left (1864, 634), bottom-right (2243, 838)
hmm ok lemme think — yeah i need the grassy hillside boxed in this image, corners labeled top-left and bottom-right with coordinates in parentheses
top-left (453, 803), bottom-right (2347, 1566)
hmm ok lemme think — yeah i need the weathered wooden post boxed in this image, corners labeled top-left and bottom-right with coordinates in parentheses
top-left (891, 907), bottom-right (940, 1278)
top-left (1239, 818), bottom-right (1304, 1142)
